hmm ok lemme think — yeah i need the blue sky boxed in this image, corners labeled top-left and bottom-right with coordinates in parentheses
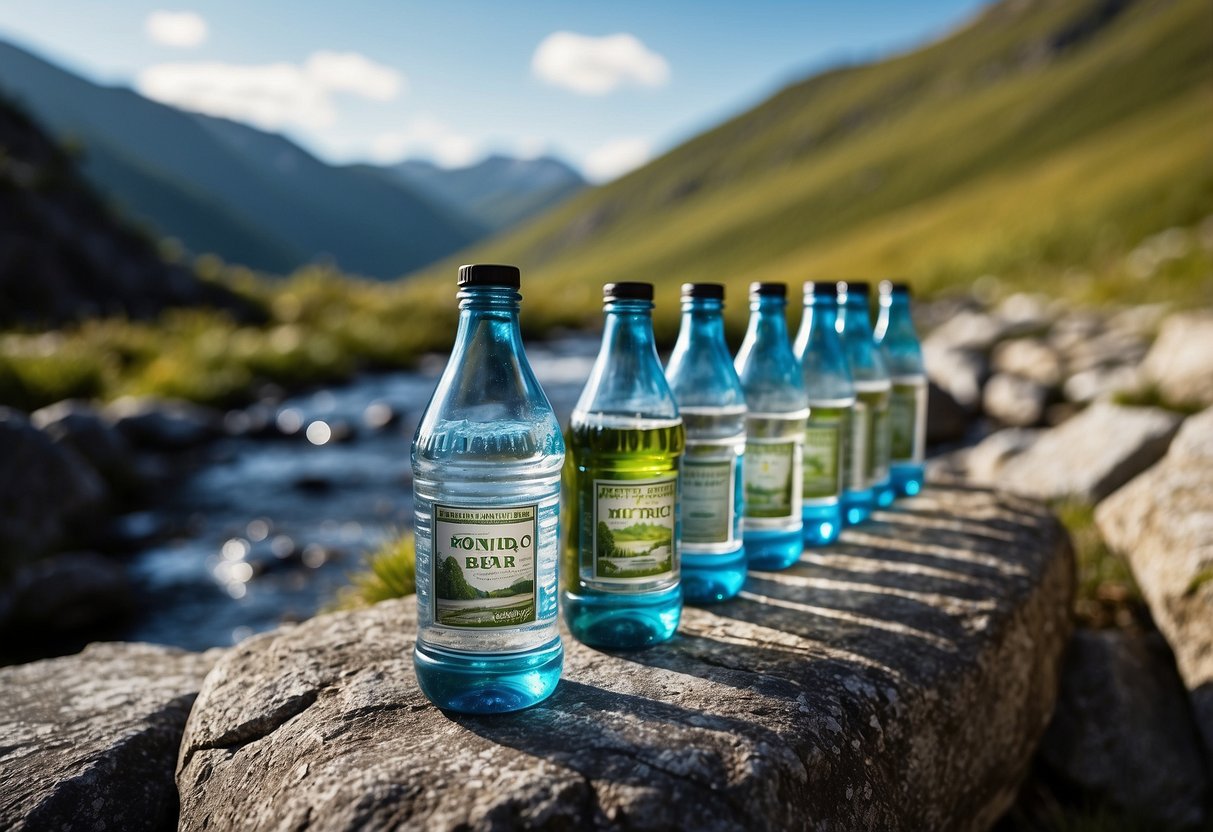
top-left (0, 1), bottom-right (988, 180)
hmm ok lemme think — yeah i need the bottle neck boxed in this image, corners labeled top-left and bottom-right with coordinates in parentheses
top-left (875, 292), bottom-right (916, 342)
top-left (576, 297), bottom-right (676, 420)
top-left (675, 298), bottom-right (729, 352)
top-left (838, 296), bottom-right (874, 339)
top-left (602, 298), bottom-right (658, 355)
top-left (744, 296), bottom-right (789, 346)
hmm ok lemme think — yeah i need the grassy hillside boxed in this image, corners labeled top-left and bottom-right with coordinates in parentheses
top-left (409, 0), bottom-right (1213, 335)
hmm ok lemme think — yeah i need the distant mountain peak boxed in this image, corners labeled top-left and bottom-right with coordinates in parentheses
top-left (384, 153), bottom-right (585, 232)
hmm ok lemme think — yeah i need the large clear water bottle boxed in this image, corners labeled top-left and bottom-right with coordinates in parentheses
top-left (792, 281), bottom-right (853, 545)
top-left (837, 281), bottom-right (893, 521)
top-left (665, 283), bottom-right (747, 603)
top-left (412, 264), bottom-right (564, 714)
top-left (563, 282), bottom-right (684, 649)
top-left (875, 280), bottom-right (928, 497)
top-left (734, 282), bottom-right (807, 570)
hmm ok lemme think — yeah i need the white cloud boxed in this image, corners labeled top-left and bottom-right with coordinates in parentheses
top-left (582, 137), bottom-right (652, 182)
top-left (304, 51), bottom-right (400, 100)
top-left (145, 10), bottom-right (208, 48)
top-left (511, 136), bottom-right (550, 160)
top-left (532, 32), bottom-right (669, 95)
top-left (136, 51), bottom-right (404, 130)
top-left (369, 117), bottom-right (481, 168)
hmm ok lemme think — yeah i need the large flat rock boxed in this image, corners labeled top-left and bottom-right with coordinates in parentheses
top-left (178, 485), bottom-right (1073, 832)
top-left (0, 642), bottom-right (219, 831)
top-left (998, 402), bottom-right (1181, 503)
top-left (1140, 311), bottom-right (1213, 408)
top-left (1097, 406), bottom-right (1213, 757)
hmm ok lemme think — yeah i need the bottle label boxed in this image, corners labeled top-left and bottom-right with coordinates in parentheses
top-left (432, 504), bottom-right (538, 629)
top-left (682, 457), bottom-right (737, 545)
top-left (890, 378), bottom-right (926, 463)
top-left (871, 401), bottom-right (890, 482)
top-left (593, 477), bottom-right (678, 582)
top-left (745, 438), bottom-right (799, 520)
top-left (803, 418), bottom-right (841, 502)
top-left (849, 401), bottom-right (870, 491)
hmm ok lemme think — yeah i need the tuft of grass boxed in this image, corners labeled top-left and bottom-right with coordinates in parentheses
top-left (332, 533), bottom-right (416, 611)
top-left (1051, 499), bottom-right (1146, 629)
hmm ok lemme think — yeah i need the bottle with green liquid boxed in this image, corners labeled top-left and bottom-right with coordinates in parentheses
top-left (562, 282), bottom-right (684, 649)
top-left (792, 281), bottom-right (853, 545)
top-left (874, 280), bottom-right (927, 497)
top-left (665, 283), bottom-right (747, 603)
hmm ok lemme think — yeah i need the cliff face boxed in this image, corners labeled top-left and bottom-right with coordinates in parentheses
top-left (0, 97), bottom-right (238, 326)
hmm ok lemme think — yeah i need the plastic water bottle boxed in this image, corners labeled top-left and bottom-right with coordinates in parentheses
top-left (792, 281), bottom-right (853, 545)
top-left (412, 264), bottom-right (564, 713)
top-left (665, 283), bottom-right (747, 603)
top-left (875, 280), bottom-right (928, 497)
top-left (837, 281), bottom-right (893, 519)
top-left (563, 282), bottom-right (684, 649)
top-left (733, 282), bottom-right (807, 570)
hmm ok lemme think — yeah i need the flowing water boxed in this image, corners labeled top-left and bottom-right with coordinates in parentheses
top-left (120, 336), bottom-right (599, 651)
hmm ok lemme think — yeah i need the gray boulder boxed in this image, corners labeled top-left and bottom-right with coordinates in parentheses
top-left (31, 399), bottom-right (138, 490)
top-left (983, 373), bottom-right (1049, 427)
top-left (104, 396), bottom-right (222, 451)
top-left (1036, 629), bottom-right (1208, 829)
top-left (1062, 365), bottom-right (1141, 405)
top-left (0, 642), bottom-right (219, 831)
top-left (965, 428), bottom-right (1041, 485)
top-left (998, 402), bottom-right (1181, 503)
top-left (924, 342), bottom-right (987, 412)
top-left (1140, 311), bottom-right (1213, 408)
top-left (991, 338), bottom-right (1063, 388)
top-left (1096, 407), bottom-right (1213, 758)
top-left (178, 485), bottom-right (1073, 832)
top-left (0, 552), bottom-right (133, 637)
top-left (0, 407), bottom-right (108, 565)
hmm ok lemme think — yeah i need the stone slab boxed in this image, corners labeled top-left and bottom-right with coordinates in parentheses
top-left (178, 485), bottom-right (1073, 832)
top-left (0, 642), bottom-right (219, 831)
top-left (998, 402), bottom-right (1181, 503)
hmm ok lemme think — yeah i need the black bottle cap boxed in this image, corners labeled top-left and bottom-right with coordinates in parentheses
top-left (804, 281), bottom-right (839, 299)
top-left (837, 280), bottom-right (871, 296)
top-left (604, 282), bottom-right (653, 301)
top-left (681, 283), bottom-right (725, 301)
top-left (458, 264), bottom-right (520, 288)
top-left (880, 280), bottom-right (911, 295)
top-left (749, 282), bottom-right (786, 298)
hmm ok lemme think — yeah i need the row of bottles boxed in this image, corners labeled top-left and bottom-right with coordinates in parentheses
top-left (410, 264), bottom-right (926, 714)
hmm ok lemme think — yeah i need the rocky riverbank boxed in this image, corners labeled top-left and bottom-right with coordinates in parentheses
top-left (0, 296), bottom-right (1210, 828)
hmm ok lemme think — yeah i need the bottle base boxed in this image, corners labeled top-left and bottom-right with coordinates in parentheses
top-left (563, 585), bottom-right (682, 649)
top-left (682, 547), bottom-right (747, 604)
top-left (413, 636), bottom-right (563, 714)
top-left (802, 502), bottom-right (842, 546)
top-left (841, 488), bottom-right (875, 526)
top-left (874, 476), bottom-right (896, 508)
top-left (744, 527), bottom-right (803, 571)
top-left (891, 463), bottom-right (925, 497)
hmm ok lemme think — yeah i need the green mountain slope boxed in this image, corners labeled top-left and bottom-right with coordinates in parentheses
top-left (0, 95), bottom-right (242, 327)
top-left (0, 39), bottom-right (482, 278)
top-left (409, 0), bottom-right (1213, 329)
